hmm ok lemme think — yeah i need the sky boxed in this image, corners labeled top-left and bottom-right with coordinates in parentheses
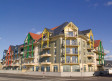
top-left (0, 0), bottom-right (112, 60)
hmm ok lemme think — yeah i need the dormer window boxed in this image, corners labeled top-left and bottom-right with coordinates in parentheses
top-left (68, 32), bottom-right (73, 37)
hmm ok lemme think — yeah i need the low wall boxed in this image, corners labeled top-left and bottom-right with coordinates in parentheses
top-left (61, 72), bottom-right (94, 77)
top-left (0, 70), bottom-right (94, 77)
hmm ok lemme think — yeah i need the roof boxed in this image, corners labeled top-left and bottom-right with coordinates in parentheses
top-left (4, 50), bottom-right (8, 53)
top-left (104, 60), bottom-right (112, 67)
top-left (10, 45), bottom-right (16, 51)
top-left (80, 29), bottom-right (91, 35)
top-left (94, 40), bottom-right (101, 48)
top-left (51, 26), bottom-right (59, 30)
top-left (45, 28), bottom-right (54, 33)
top-left (78, 30), bottom-right (84, 35)
top-left (29, 32), bottom-right (42, 41)
top-left (52, 22), bottom-right (69, 36)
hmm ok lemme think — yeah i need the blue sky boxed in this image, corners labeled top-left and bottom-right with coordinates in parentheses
top-left (0, 0), bottom-right (112, 60)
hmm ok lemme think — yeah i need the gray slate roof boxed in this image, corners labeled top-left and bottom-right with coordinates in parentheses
top-left (104, 60), bottom-right (112, 67)
top-left (80, 29), bottom-right (91, 35)
top-left (45, 22), bottom-right (91, 37)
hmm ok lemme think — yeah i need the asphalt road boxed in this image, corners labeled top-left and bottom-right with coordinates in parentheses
top-left (0, 73), bottom-right (112, 81)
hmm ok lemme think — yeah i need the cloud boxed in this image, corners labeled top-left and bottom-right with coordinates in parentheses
top-left (105, 55), bottom-right (112, 60)
top-left (0, 37), bottom-right (2, 40)
top-left (31, 28), bottom-right (36, 31)
top-left (36, 31), bottom-right (42, 34)
top-left (105, 1), bottom-right (112, 6)
top-left (104, 49), bottom-right (110, 54)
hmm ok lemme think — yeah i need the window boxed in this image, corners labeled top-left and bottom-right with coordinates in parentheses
top-left (72, 48), bottom-right (78, 54)
top-left (66, 48), bottom-right (70, 54)
top-left (90, 36), bottom-right (93, 41)
top-left (54, 42), bottom-right (56, 47)
top-left (66, 56), bottom-right (70, 63)
top-left (32, 66), bottom-right (34, 71)
top-left (53, 65), bottom-right (58, 72)
top-left (72, 56), bottom-right (75, 63)
top-left (46, 66), bottom-right (50, 72)
top-left (66, 40), bottom-right (70, 45)
top-left (54, 49), bottom-right (56, 55)
top-left (72, 48), bottom-right (75, 54)
top-left (46, 57), bottom-right (50, 62)
top-left (63, 65), bottom-right (71, 72)
top-left (72, 56), bottom-right (78, 63)
top-left (68, 32), bottom-right (73, 37)
top-left (72, 65), bottom-right (80, 72)
top-left (83, 41), bottom-right (85, 47)
top-left (41, 66), bottom-right (44, 72)
top-left (72, 40), bottom-right (77, 45)
top-left (47, 50), bottom-right (50, 54)
top-left (36, 66), bottom-right (39, 71)
top-left (84, 65), bottom-right (86, 72)
top-left (54, 57), bottom-right (56, 63)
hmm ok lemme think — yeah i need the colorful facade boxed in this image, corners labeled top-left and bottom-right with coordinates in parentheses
top-left (1, 22), bottom-right (106, 72)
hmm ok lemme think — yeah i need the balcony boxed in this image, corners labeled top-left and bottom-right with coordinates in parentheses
top-left (28, 49), bottom-right (34, 53)
top-left (22, 62), bottom-right (35, 66)
top-left (25, 55), bottom-right (34, 59)
top-left (9, 59), bottom-right (13, 62)
top-left (87, 60), bottom-right (94, 65)
top-left (24, 49), bottom-right (34, 53)
top-left (43, 38), bottom-right (49, 42)
top-left (20, 52), bottom-right (24, 54)
top-left (41, 61), bottom-right (51, 65)
top-left (96, 55), bottom-right (101, 60)
top-left (97, 61), bottom-right (103, 66)
top-left (67, 52), bottom-right (78, 56)
top-left (62, 60), bottom-right (79, 65)
top-left (87, 52), bottom-right (94, 57)
top-left (65, 34), bottom-right (77, 39)
top-left (15, 58), bottom-right (20, 61)
top-left (41, 53), bottom-right (51, 58)
top-left (42, 46), bottom-right (50, 50)
top-left (24, 42), bottom-right (33, 47)
top-left (13, 63), bottom-right (20, 66)
top-left (65, 43), bottom-right (78, 47)
top-left (63, 50), bottom-right (78, 56)
top-left (87, 45), bottom-right (93, 50)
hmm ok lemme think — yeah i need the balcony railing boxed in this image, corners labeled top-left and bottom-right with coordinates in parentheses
top-left (66, 34), bottom-right (77, 37)
top-left (87, 60), bottom-right (94, 63)
top-left (87, 52), bottom-right (94, 55)
top-left (43, 38), bottom-right (48, 41)
top-left (66, 43), bottom-right (78, 46)
top-left (63, 51), bottom-right (78, 55)
top-left (61, 60), bottom-right (78, 64)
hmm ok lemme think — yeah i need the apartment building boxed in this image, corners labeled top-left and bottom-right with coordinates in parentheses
top-left (22, 32), bottom-right (41, 72)
top-left (1, 22), bottom-right (106, 73)
top-left (94, 40), bottom-right (105, 71)
top-left (2, 45), bottom-right (24, 70)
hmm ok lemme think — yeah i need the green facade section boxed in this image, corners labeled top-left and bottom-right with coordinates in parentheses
top-left (98, 41), bottom-right (104, 65)
top-left (23, 33), bottom-right (34, 58)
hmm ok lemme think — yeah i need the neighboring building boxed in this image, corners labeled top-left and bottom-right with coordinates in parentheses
top-left (2, 45), bottom-right (24, 70)
top-left (0, 60), bottom-right (2, 70)
top-left (22, 32), bottom-right (41, 72)
top-left (1, 22), bottom-right (106, 73)
top-left (104, 60), bottom-right (112, 74)
top-left (94, 40), bottom-right (106, 71)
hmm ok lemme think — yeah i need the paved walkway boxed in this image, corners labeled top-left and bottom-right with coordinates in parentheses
top-left (0, 73), bottom-right (112, 81)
